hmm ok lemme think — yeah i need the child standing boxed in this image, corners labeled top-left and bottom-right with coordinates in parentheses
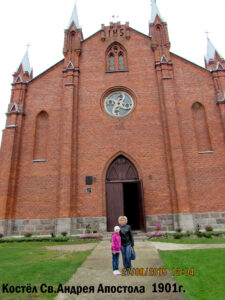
top-left (111, 226), bottom-right (121, 275)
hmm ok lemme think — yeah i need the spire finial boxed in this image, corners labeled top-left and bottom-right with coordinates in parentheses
top-left (205, 35), bottom-right (223, 65)
top-left (205, 30), bottom-right (210, 39)
top-left (26, 43), bottom-right (31, 50)
top-left (68, 0), bottom-right (81, 29)
top-left (21, 48), bottom-right (32, 76)
top-left (150, 0), bottom-right (164, 23)
top-left (205, 36), bottom-right (216, 64)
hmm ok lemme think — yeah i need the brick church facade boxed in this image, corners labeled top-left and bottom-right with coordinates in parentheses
top-left (0, 1), bottom-right (225, 236)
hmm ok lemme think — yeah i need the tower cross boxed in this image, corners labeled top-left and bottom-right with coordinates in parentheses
top-left (112, 15), bottom-right (119, 22)
top-left (205, 31), bottom-right (210, 38)
top-left (26, 43), bottom-right (31, 50)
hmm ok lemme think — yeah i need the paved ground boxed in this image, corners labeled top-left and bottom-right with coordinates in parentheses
top-left (54, 240), bottom-right (186, 300)
top-left (151, 242), bottom-right (225, 251)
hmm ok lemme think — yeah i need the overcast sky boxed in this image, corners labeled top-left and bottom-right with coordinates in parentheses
top-left (0, 0), bottom-right (225, 144)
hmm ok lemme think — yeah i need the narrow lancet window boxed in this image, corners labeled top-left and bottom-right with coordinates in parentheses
top-left (119, 53), bottom-right (124, 70)
top-left (109, 53), bottom-right (115, 71)
top-left (106, 42), bottom-right (127, 72)
top-left (192, 102), bottom-right (212, 152)
top-left (33, 111), bottom-right (48, 160)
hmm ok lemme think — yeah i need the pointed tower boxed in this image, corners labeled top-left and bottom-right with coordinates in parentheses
top-left (63, 1), bottom-right (83, 67)
top-left (149, 0), bottom-right (170, 63)
top-left (205, 37), bottom-right (225, 71)
top-left (57, 2), bottom-right (82, 234)
top-left (205, 37), bottom-right (225, 102)
top-left (0, 50), bottom-right (32, 235)
top-left (149, 0), bottom-right (192, 230)
top-left (13, 49), bottom-right (33, 83)
top-left (68, 1), bottom-right (81, 30)
top-left (205, 37), bottom-right (225, 133)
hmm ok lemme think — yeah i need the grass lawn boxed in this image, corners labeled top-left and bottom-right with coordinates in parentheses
top-left (159, 249), bottom-right (225, 300)
top-left (150, 238), bottom-right (225, 244)
top-left (0, 240), bottom-right (97, 299)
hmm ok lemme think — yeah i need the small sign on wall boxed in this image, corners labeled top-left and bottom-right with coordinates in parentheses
top-left (86, 188), bottom-right (91, 194)
top-left (85, 176), bottom-right (93, 185)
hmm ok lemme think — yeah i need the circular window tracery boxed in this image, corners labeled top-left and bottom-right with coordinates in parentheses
top-left (104, 91), bottom-right (134, 117)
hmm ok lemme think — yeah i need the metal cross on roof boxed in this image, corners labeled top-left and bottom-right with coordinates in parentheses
top-left (26, 43), bottom-right (31, 50)
top-left (205, 31), bottom-right (210, 38)
top-left (112, 15), bottom-right (119, 22)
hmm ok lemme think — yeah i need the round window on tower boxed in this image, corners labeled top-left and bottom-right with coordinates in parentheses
top-left (104, 91), bottom-right (134, 118)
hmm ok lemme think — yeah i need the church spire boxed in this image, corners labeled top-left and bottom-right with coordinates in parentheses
top-left (63, 1), bottom-right (83, 66)
top-left (13, 49), bottom-right (33, 83)
top-left (149, 0), bottom-right (164, 24)
top-left (205, 37), bottom-right (225, 70)
top-left (21, 50), bottom-right (33, 76)
top-left (149, 0), bottom-right (170, 62)
top-left (68, 1), bottom-right (81, 29)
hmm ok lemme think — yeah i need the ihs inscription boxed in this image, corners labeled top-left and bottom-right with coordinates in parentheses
top-left (101, 22), bottom-right (130, 41)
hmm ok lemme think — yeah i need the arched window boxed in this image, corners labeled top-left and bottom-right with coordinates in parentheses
top-left (106, 42), bottom-right (128, 72)
top-left (192, 102), bottom-right (212, 152)
top-left (33, 111), bottom-right (48, 160)
top-left (119, 53), bottom-right (124, 70)
top-left (109, 53), bottom-right (115, 71)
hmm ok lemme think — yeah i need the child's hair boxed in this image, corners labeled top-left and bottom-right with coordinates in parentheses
top-left (114, 226), bottom-right (120, 232)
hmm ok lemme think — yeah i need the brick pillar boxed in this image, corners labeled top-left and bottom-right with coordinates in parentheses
top-left (56, 51), bottom-right (80, 235)
top-left (55, 19), bottom-right (83, 235)
top-left (0, 82), bottom-right (27, 235)
top-left (155, 59), bottom-right (193, 230)
top-left (150, 12), bottom-right (193, 229)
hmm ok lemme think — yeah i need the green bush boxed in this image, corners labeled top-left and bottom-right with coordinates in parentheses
top-left (185, 230), bottom-right (193, 237)
top-left (174, 232), bottom-right (183, 239)
top-left (53, 236), bottom-right (69, 242)
top-left (203, 232), bottom-right (212, 238)
top-left (197, 232), bottom-right (203, 237)
top-left (212, 231), bottom-right (222, 237)
top-left (165, 232), bottom-right (169, 239)
top-left (0, 236), bottom-right (71, 243)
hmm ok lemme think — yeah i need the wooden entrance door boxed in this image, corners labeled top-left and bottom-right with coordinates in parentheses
top-left (137, 180), bottom-right (146, 231)
top-left (106, 183), bottom-right (124, 232)
top-left (106, 155), bottom-right (145, 231)
top-left (106, 156), bottom-right (138, 181)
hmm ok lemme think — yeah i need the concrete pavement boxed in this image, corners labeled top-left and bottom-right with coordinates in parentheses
top-left (54, 240), bottom-right (186, 300)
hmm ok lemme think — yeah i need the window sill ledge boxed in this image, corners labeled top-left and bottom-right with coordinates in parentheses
top-left (198, 151), bottom-right (214, 154)
top-left (105, 70), bottom-right (129, 73)
top-left (32, 159), bottom-right (46, 162)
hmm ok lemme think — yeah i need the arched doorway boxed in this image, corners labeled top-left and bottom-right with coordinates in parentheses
top-left (105, 155), bottom-right (146, 232)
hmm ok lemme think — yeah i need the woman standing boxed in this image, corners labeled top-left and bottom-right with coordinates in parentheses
top-left (118, 216), bottom-right (134, 274)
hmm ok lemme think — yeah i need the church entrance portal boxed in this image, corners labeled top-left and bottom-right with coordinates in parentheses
top-left (105, 155), bottom-right (146, 232)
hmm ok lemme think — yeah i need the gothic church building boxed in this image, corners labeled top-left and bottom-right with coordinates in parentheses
top-left (0, 1), bottom-right (225, 236)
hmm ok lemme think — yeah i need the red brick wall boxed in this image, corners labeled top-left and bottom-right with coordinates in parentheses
top-left (172, 54), bottom-right (225, 213)
top-left (0, 27), bottom-right (224, 222)
top-left (76, 29), bottom-right (172, 218)
top-left (13, 61), bottom-right (64, 219)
